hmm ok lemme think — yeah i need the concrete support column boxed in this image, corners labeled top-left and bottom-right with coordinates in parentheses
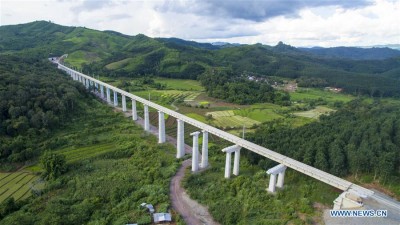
top-left (122, 95), bottom-right (127, 112)
top-left (100, 85), bottom-right (104, 98)
top-left (113, 90), bottom-right (118, 107)
top-left (158, 111), bottom-right (166, 143)
top-left (106, 88), bottom-right (111, 103)
top-left (144, 105), bottom-right (149, 131)
top-left (176, 119), bottom-right (185, 158)
top-left (266, 164), bottom-right (287, 193)
top-left (85, 78), bottom-right (89, 89)
top-left (224, 152), bottom-right (232, 178)
top-left (201, 130), bottom-right (208, 168)
top-left (190, 131), bottom-right (200, 172)
top-left (132, 99), bottom-right (137, 120)
top-left (276, 170), bottom-right (286, 188)
top-left (222, 145), bottom-right (241, 179)
top-left (233, 149), bottom-right (241, 176)
top-left (268, 174), bottom-right (277, 193)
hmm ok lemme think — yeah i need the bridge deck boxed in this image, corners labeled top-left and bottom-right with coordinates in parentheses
top-left (58, 63), bottom-right (374, 197)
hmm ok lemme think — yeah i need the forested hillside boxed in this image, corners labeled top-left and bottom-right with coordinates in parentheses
top-left (299, 46), bottom-right (400, 60)
top-left (0, 55), bottom-right (88, 166)
top-left (247, 100), bottom-right (400, 187)
top-left (1, 21), bottom-right (400, 99)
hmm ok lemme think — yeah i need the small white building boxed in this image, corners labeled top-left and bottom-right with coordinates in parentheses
top-left (153, 213), bottom-right (172, 223)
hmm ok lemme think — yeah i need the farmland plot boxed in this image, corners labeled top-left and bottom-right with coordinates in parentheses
top-left (0, 171), bottom-right (39, 203)
top-left (206, 110), bottom-right (260, 129)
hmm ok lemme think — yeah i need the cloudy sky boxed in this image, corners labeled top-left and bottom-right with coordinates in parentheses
top-left (1, 0), bottom-right (399, 47)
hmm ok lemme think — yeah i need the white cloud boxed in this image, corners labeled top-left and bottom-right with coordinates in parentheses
top-left (0, 0), bottom-right (399, 47)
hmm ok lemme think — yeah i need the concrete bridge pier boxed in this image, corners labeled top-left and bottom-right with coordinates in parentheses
top-left (222, 145), bottom-right (241, 178)
top-left (100, 85), bottom-right (104, 99)
top-left (106, 87), bottom-right (111, 104)
top-left (144, 105), bottom-right (149, 131)
top-left (266, 164), bottom-right (287, 193)
top-left (201, 130), bottom-right (208, 168)
top-left (85, 78), bottom-right (90, 89)
top-left (131, 99), bottom-right (137, 120)
top-left (191, 131), bottom-right (201, 172)
top-left (176, 119), bottom-right (185, 158)
top-left (122, 95), bottom-right (127, 112)
top-left (113, 90), bottom-right (118, 107)
top-left (158, 111), bottom-right (166, 143)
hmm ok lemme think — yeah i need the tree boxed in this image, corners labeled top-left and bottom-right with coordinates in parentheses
top-left (41, 151), bottom-right (67, 180)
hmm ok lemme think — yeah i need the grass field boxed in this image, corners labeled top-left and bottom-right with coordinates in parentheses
top-left (234, 103), bottom-right (286, 123)
top-left (290, 88), bottom-right (355, 103)
top-left (154, 77), bottom-right (204, 91)
top-left (293, 106), bottom-right (336, 119)
top-left (0, 171), bottom-right (40, 203)
top-left (206, 110), bottom-right (260, 128)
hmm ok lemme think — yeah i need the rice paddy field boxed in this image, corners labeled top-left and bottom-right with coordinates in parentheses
top-left (0, 171), bottom-right (42, 203)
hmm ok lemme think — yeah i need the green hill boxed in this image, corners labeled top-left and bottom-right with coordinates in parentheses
top-left (1, 21), bottom-right (400, 97)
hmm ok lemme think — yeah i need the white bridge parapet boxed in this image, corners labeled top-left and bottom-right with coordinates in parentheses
top-left (56, 62), bottom-right (388, 208)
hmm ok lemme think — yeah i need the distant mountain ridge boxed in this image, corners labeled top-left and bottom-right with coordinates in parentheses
top-left (299, 46), bottom-right (400, 60)
top-left (1, 21), bottom-right (400, 97)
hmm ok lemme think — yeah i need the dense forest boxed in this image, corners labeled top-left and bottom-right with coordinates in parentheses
top-left (0, 55), bottom-right (88, 166)
top-left (247, 100), bottom-right (400, 184)
top-left (2, 21), bottom-right (400, 99)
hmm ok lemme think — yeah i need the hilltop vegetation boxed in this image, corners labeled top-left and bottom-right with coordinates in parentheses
top-left (0, 55), bottom-right (88, 166)
top-left (1, 21), bottom-right (400, 99)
